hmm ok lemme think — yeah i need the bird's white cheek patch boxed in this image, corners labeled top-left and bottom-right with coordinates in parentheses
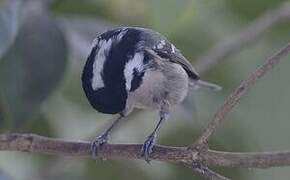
top-left (124, 52), bottom-right (144, 91)
top-left (91, 39), bottom-right (113, 90)
top-left (116, 29), bottom-right (128, 42)
top-left (171, 44), bottom-right (176, 53)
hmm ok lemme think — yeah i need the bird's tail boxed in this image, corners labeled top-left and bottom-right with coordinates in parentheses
top-left (190, 79), bottom-right (222, 91)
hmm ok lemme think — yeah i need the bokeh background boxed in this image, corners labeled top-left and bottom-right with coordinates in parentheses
top-left (1, 0), bottom-right (290, 179)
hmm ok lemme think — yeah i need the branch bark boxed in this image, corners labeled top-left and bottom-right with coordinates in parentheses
top-left (195, 1), bottom-right (290, 73)
top-left (2, 134), bottom-right (290, 173)
top-left (194, 42), bottom-right (290, 146)
top-left (0, 133), bottom-right (222, 179)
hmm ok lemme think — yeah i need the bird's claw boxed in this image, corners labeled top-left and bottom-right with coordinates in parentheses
top-left (91, 134), bottom-right (108, 160)
top-left (141, 134), bottom-right (156, 163)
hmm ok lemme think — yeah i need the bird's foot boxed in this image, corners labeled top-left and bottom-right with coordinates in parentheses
top-left (91, 133), bottom-right (108, 160)
top-left (141, 133), bottom-right (156, 163)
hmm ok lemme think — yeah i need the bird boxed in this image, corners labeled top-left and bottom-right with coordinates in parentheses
top-left (81, 26), bottom-right (221, 162)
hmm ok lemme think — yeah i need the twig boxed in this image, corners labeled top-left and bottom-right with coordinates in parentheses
top-left (195, 1), bottom-right (290, 73)
top-left (194, 42), bottom-right (290, 146)
top-left (184, 163), bottom-right (230, 180)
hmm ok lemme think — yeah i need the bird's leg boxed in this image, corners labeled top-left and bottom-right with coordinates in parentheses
top-left (91, 114), bottom-right (125, 159)
top-left (141, 101), bottom-right (170, 162)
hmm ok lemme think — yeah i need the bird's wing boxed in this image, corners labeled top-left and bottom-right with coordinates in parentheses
top-left (150, 40), bottom-right (200, 80)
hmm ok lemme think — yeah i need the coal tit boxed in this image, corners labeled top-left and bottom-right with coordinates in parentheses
top-left (81, 27), bottom-right (221, 162)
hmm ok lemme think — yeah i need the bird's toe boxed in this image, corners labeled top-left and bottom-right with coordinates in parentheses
top-left (91, 134), bottom-right (108, 160)
top-left (141, 134), bottom-right (156, 163)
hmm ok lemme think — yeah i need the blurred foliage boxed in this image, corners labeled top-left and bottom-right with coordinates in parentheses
top-left (52, 0), bottom-right (111, 18)
top-left (60, 70), bottom-right (89, 112)
top-left (0, 0), bottom-right (21, 59)
top-left (0, 0), bottom-right (290, 180)
top-left (0, 3), bottom-right (68, 130)
top-left (25, 113), bottom-right (55, 137)
top-left (0, 170), bottom-right (12, 180)
top-left (225, 0), bottom-right (290, 37)
top-left (225, 0), bottom-right (287, 20)
top-left (85, 160), bottom-right (151, 180)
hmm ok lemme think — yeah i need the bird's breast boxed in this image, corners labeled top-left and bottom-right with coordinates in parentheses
top-left (127, 62), bottom-right (189, 110)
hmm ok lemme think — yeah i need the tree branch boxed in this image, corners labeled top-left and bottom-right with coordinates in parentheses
top-left (0, 133), bottom-right (225, 179)
top-left (2, 133), bottom-right (290, 178)
top-left (194, 42), bottom-right (290, 146)
top-left (203, 150), bottom-right (290, 168)
top-left (195, 1), bottom-right (290, 73)
top-left (0, 133), bottom-right (189, 162)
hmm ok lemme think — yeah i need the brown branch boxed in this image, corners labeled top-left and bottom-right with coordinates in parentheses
top-left (194, 42), bottom-right (290, 146)
top-left (195, 1), bottom-right (290, 73)
top-left (2, 133), bottom-right (290, 178)
top-left (203, 150), bottom-right (290, 169)
top-left (0, 133), bottom-right (188, 162)
top-left (0, 133), bottom-right (227, 179)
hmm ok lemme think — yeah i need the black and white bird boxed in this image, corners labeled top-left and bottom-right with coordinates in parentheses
top-left (81, 27), bottom-right (221, 162)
